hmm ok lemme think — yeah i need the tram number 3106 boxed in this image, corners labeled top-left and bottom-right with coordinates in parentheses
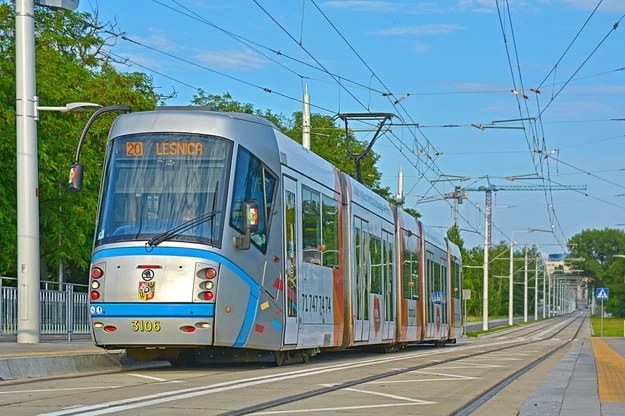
top-left (131, 320), bottom-right (162, 332)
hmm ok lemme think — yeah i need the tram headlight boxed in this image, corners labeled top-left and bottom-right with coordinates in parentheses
top-left (201, 281), bottom-right (214, 290)
top-left (91, 281), bottom-right (100, 289)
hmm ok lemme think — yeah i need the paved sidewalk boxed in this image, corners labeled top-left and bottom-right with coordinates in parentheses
top-left (520, 322), bottom-right (625, 416)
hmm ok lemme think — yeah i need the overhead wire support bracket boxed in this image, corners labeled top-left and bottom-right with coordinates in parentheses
top-left (337, 112), bottom-right (394, 183)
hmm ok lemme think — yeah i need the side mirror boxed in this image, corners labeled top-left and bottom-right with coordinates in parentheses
top-left (234, 200), bottom-right (259, 250)
top-left (244, 200), bottom-right (259, 233)
top-left (67, 163), bottom-right (84, 193)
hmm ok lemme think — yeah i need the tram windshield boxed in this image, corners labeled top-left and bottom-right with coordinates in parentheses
top-left (94, 132), bottom-right (232, 247)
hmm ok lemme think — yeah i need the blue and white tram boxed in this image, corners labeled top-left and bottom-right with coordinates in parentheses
top-left (75, 108), bottom-right (462, 364)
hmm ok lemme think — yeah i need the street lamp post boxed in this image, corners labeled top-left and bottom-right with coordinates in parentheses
top-left (16, 0), bottom-right (83, 344)
top-left (483, 206), bottom-right (490, 332)
top-left (509, 238), bottom-right (514, 326)
top-left (508, 228), bottom-right (551, 325)
top-left (534, 255), bottom-right (539, 321)
top-left (15, 0), bottom-right (39, 344)
top-left (524, 245), bottom-right (528, 323)
top-left (542, 266), bottom-right (547, 319)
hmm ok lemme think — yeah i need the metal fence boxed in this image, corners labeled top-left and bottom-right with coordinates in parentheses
top-left (0, 277), bottom-right (90, 338)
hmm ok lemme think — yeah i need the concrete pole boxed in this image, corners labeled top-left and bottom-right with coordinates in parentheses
top-left (482, 204), bottom-right (490, 332)
top-left (302, 85), bottom-right (311, 150)
top-left (547, 271), bottom-right (551, 317)
top-left (16, 0), bottom-right (41, 344)
top-left (542, 267), bottom-right (546, 319)
top-left (508, 240), bottom-right (514, 326)
top-left (523, 246), bottom-right (528, 323)
top-left (534, 256), bottom-right (538, 321)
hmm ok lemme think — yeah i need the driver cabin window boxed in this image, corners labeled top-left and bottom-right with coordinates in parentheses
top-left (229, 146), bottom-right (276, 253)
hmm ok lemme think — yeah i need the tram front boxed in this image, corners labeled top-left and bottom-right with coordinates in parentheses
top-left (86, 118), bottom-right (233, 361)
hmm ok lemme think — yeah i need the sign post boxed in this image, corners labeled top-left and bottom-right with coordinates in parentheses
top-left (596, 288), bottom-right (609, 337)
top-left (462, 289), bottom-right (471, 336)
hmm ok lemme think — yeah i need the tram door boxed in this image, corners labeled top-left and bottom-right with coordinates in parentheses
top-left (283, 176), bottom-right (299, 345)
top-left (354, 217), bottom-right (370, 342)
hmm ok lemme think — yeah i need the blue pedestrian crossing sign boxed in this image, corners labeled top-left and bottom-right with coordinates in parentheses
top-left (596, 288), bottom-right (609, 300)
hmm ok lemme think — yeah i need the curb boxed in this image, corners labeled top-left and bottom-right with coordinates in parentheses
top-left (0, 352), bottom-right (169, 381)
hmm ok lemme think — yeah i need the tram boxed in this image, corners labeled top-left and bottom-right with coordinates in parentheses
top-left (71, 108), bottom-right (462, 364)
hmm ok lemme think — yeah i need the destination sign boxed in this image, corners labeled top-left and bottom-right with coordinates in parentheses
top-left (124, 141), bottom-right (205, 157)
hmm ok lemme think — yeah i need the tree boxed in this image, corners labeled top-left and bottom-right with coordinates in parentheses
top-left (447, 224), bottom-right (464, 253)
top-left (0, 3), bottom-right (158, 282)
top-left (569, 228), bottom-right (625, 316)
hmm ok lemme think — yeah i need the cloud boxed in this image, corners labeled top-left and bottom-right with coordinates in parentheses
top-left (132, 29), bottom-right (180, 53)
top-left (456, 0), bottom-right (536, 13)
top-left (374, 24), bottom-right (465, 36)
top-left (570, 85), bottom-right (625, 95)
top-left (321, 1), bottom-right (397, 12)
top-left (195, 49), bottom-right (266, 70)
top-left (412, 41), bottom-right (432, 54)
top-left (456, 0), bottom-right (500, 13)
top-left (559, 0), bottom-right (625, 12)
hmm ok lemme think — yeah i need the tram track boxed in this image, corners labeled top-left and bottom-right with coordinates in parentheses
top-left (31, 314), bottom-right (585, 416)
top-left (449, 313), bottom-right (585, 415)
top-left (220, 313), bottom-right (586, 416)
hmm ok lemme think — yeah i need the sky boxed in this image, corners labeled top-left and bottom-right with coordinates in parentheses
top-left (79, 0), bottom-right (625, 253)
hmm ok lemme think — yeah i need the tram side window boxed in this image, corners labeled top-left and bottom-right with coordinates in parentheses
top-left (302, 186), bottom-right (339, 268)
top-left (230, 147), bottom-right (276, 252)
top-left (383, 232), bottom-right (393, 320)
top-left (321, 195), bottom-right (339, 268)
top-left (402, 250), bottom-right (419, 300)
top-left (401, 231), bottom-right (419, 300)
top-left (453, 261), bottom-right (462, 299)
top-left (302, 186), bottom-right (321, 264)
top-left (427, 257), bottom-right (433, 321)
top-left (369, 235), bottom-right (382, 294)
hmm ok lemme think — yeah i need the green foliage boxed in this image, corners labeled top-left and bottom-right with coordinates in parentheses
top-left (569, 228), bottom-right (625, 317)
top-left (446, 224), bottom-right (464, 253)
top-left (461, 242), bottom-right (543, 318)
top-left (0, 3), bottom-right (158, 281)
top-left (403, 207), bottom-right (421, 219)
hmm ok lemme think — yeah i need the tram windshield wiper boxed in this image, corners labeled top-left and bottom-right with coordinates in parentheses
top-left (146, 210), bottom-right (220, 247)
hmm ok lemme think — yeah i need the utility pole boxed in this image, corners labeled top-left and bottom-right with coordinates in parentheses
top-left (15, 0), bottom-right (79, 343)
top-left (508, 239), bottom-right (514, 326)
top-left (534, 255), bottom-right (539, 321)
top-left (15, 0), bottom-right (40, 343)
top-left (524, 245), bottom-right (528, 323)
top-left (542, 266), bottom-right (546, 319)
top-left (482, 199), bottom-right (490, 331)
top-left (302, 85), bottom-right (311, 150)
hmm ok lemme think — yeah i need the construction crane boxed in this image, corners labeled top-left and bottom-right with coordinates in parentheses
top-left (462, 183), bottom-right (587, 246)
top-left (414, 186), bottom-right (468, 226)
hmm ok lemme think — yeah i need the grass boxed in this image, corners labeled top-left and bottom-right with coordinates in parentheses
top-left (466, 323), bottom-right (521, 338)
top-left (465, 315), bottom-right (508, 323)
top-left (591, 316), bottom-right (625, 337)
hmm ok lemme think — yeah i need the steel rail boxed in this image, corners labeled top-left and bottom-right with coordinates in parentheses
top-left (449, 314), bottom-right (585, 415)
top-left (220, 314), bottom-right (585, 416)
